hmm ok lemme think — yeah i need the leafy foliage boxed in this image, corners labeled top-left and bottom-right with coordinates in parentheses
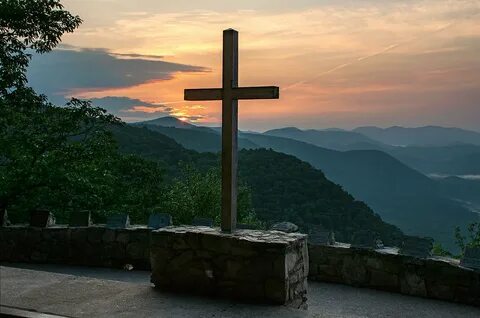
top-left (0, 0), bottom-right (166, 224)
top-left (0, 0), bottom-right (81, 93)
top-left (238, 149), bottom-right (404, 245)
top-left (432, 242), bottom-right (452, 257)
top-left (0, 93), bottom-right (167, 223)
top-left (157, 165), bottom-right (260, 227)
top-left (455, 222), bottom-right (480, 253)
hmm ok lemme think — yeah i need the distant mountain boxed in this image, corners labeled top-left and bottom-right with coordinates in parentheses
top-left (135, 116), bottom-right (197, 129)
top-left (387, 144), bottom-right (480, 175)
top-left (264, 127), bottom-right (387, 151)
top-left (239, 149), bottom-right (404, 245)
top-left (126, 118), bottom-right (479, 251)
top-left (354, 126), bottom-right (480, 146)
top-left (110, 125), bottom-right (216, 174)
top-left (437, 176), bottom-right (480, 206)
top-left (111, 124), bottom-right (404, 245)
top-left (134, 124), bottom-right (258, 153)
top-left (269, 126), bottom-right (480, 175)
top-left (239, 133), bottom-right (479, 252)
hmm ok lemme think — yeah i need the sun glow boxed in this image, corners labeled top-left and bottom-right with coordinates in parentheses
top-left (60, 0), bottom-right (480, 129)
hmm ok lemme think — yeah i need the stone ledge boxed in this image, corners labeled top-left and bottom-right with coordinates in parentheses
top-left (308, 243), bottom-right (480, 306)
top-left (150, 226), bottom-right (308, 307)
top-left (2, 225), bottom-right (478, 307)
top-left (0, 225), bottom-right (151, 270)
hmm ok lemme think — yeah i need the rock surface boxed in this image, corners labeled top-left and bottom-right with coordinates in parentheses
top-left (150, 226), bottom-right (308, 307)
top-left (271, 222), bottom-right (299, 233)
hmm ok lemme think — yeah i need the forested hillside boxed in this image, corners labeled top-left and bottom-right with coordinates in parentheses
top-left (131, 121), bottom-right (477, 251)
top-left (238, 149), bottom-right (404, 245)
top-left (112, 125), bottom-right (404, 245)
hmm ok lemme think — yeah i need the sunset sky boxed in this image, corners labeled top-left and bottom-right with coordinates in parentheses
top-left (27, 0), bottom-right (480, 131)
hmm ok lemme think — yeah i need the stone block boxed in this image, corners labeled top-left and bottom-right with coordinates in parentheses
top-left (115, 230), bottom-right (130, 244)
top-left (1, 208), bottom-right (9, 226)
top-left (126, 242), bottom-right (148, 260)
top-left (400, 271), bottom-right (427, 297)
top-left (308, 225), bottom-right (335, 246)
top-left (102, 228), bottom-right (116, 243)
top-left (369, 269), bottom-right (399, 291)
top-left (87, 227), bottom-right (105, 243)
top-left (350, 230), bottom-right (378, 249)
top-left (342, 255), bottom-right (367, 285)
top-left (460, 246), bottom-right (480, 271)
top-left (69, 211), bottom-right (91, 227)
top-left (129, 228), bottom-right (151, 243)
top-left (70, 228), bottom-right (88, 243)
top-left (399, 236), bottom-right (433, 259)
top-left (148, 213), bottom-right (172, 229)
top-left (270, 222), bottom-right (298, 233)
top-left (150, 226), bottom-right (308, 307)
top-left (106, 214), bottom-right (130, 229)
top-left (29, 210), bottom-right (55, 228)
top-left (192, 217), bottom-right (214, 227)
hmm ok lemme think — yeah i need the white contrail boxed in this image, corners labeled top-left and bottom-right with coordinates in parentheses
top-left (283, 23), bottom-right (454, 91)
top-left (152, 100), bottom-right (186, 105)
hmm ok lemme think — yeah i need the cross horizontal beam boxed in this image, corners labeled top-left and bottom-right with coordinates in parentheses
top-left (184, 86), bottom-right (279, 101)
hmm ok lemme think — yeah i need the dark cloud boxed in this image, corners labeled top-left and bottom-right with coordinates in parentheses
top-left (88, 96), bottom-right (170, 117)
top-left (26, 47), bottom-right (207, 97)
top-left (90, 96), bottom-right (155, 110)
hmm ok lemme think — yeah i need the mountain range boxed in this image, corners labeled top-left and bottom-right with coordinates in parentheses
top-left (129, 116), bottom-right (480, 252)
top-left (264, 127), bottom-right (480, 175)
top-left (111, 123), bottom-right (404, 246)
top-left (354, 126), bottom-right (480, 147)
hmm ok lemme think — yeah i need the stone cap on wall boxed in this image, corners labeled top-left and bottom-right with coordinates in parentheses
top-left (153, 225), bottom-right (307, 246)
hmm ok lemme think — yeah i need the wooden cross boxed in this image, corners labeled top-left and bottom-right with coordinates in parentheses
top-left (184, 29), bottom-right (279, 233)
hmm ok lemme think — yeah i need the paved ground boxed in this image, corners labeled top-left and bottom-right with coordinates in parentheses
top-left (1, 264), bottom-right (479, 318)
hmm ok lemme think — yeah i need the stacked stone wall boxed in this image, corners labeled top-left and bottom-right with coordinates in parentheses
top-left (309, 244), bottom-right (480, 306)
top-left (0, 225), bottom-right (150, 270)
top-left (150, 226), bottom-right (308, 308)
top-left (1, 225), bottom-right (478, 306)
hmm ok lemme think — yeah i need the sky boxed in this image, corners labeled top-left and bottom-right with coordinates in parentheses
top-left (27, 0), bottom-right (480, 131)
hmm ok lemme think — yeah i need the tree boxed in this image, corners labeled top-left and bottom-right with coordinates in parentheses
top-left (432, 242), bottom-right (451, 257)
top-left (455, 222), bottom-right (480, 254)
top-left (0, 1), bottom-right (165, 223)
top-left (0, 0), bottom-right (81, 93)
top-left (159, 165), bottom-right (261, 227)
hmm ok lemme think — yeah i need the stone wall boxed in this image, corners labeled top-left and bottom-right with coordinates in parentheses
top-left (0, 225), bottom-right (151, 270)
top-left (309, 243), bottom-right (480, 306)
top-left (1, 225), bottom-right (478, 306)
top-left (150, 226), bottom-right (308, 308)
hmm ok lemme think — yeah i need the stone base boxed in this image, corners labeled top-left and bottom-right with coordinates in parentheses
top-left (150, 226), bottom-right (308, 308)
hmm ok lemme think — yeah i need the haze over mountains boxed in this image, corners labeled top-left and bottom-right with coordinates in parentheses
top-left (354, 126), bottom-right (480, 147)
top-left (264, 126), bottom-right (480, 176)
top-left (131, 116), bottom-right (480, 252)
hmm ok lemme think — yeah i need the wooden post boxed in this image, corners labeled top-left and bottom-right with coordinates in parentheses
top-left (221, 29), bottom-right (238, 233)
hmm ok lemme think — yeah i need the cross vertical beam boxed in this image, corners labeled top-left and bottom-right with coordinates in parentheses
top-left (221, 29), bottom-right (238, 233)
top-left (184, 29), bottom-right (279, 233)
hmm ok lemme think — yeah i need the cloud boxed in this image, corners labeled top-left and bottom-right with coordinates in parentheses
top-left (87, 96), bottom-right (208, 122)
top-left (88, 96), bottom-right (165, 114)
top-left (26, 47), bottom-right (207, 98)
